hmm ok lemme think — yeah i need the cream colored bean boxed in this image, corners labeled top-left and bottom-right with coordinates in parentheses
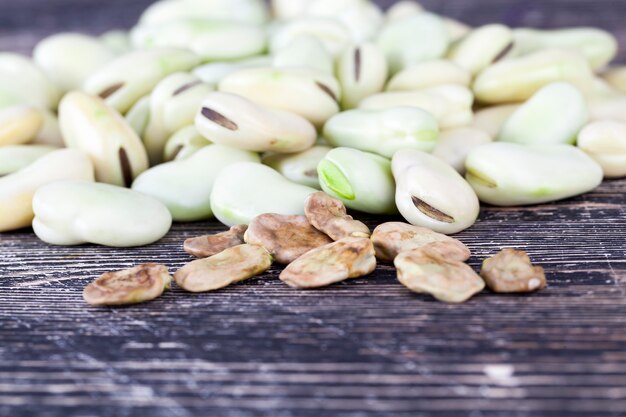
top-left (385, 1), bottom-right (423, 23)
top-left (395, 247), bottom-right (485, 304)
top-left (498, 82), bottom-right (588, 146)
top-left (393, 149), bottom-right (480, 234)
top-left (376, 12), bottom-right (449, 74)
top-left (304, 191), bottom-right (370, 241)
top-left (132, 145), bottom-right (260, 222)
top-left (59, 91), bottom-right (149, 187)
top-left (473, 49), bottom-right (594, 104)
top-left (372, 222), bottom-right (470, 263)
top-left (279, 237), bottom-right (376, 289)
top-left (100, 30), bottom-right (131, 54)
top-left (131, 20), bottom-right (267, 62)
top-left (577, 121), bottom-right (626, 178)
top-left (323, 107), bottom-right (439, 157)
top-left (83, 48), bottom-right (200, 114)
top-left (219, 67), bottom-right (341, 127)
top-left (512, 28), bottom-right (618, 71)
top-left (0, 106), bottom-right (44, 146)
top-left (125, 95), bottom-right (151, 137)
top-left (318, 147), bottom-right (397, 215)
top-left (175, 244), bottom-right (273, 293)
top-left (444, 18), bottom-right (471, 43)
top-left (262, 145), bottom-right (332, 189)
top-left (0, 53), bottom-right (60, 110)
top-left (195, 92), bottom-right (317, 154)
top-left (31, 109), bottom-right (64, 147)
top-left (0, 149), bottom-right (94, 232)
top-left (471, 104), bottom-right (520, 138)
top-left (0, 145), bottom-right (58, 176)
top-left (271, 0), bottom-right (308, 19)
top-left (270, 17), bottom-right (352, 57)
top-left (360, 84), bottom-right (474, 129)
top-left (603, 66), bottom-right (626, 94)
top-left (211, 162), bottom-right (317, 226)
top-left (33, 33), bottom-right (116, 93)
top-left (336, 43), bottom-right (388, 109)
top-left (386, 60), bottom-right (471, 92)
top-left (465, 142), bottom-right (603, 206)
top-left (83, 264), bottom-right (172, 306)
top-left (143, 72), bottom-right (213, 165)
top-left (32, 180), bottom-right (172, 247)
top-left (272, 35), bottom-right (334, 74)
top-left (193, 56), bottom-right (272, 87)
top-left (447, 24), bottom-right (514, 76)
top-left (431, 127), bottom-right (492, 174)
top-left (163, 125), bottom-right (211, 162)
top-left (304, 0), bottom-right (384, 42)
top-left (139, 0), bottom-right (269, 26)
top-left (589, 96), bottom-right (626, 123)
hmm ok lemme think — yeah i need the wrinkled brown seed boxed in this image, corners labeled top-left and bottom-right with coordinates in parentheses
top-left (118, 147), bottom-right (133, 187)
top-left (315, 81), bottom-right (338, 102)
top-left (184, 225), bottom-right (248, 258)
top-left (411, 196), bottom-right (455, 224)
top-left (304, 192), bottom-right (370, 241)
top-left (279, 237), bottom-right (376, 289)
top-left (98, 82), bottom-right (124, 99)
top-left (172, 80), bottom-right (203, 96)
top-left (83, 263), bottom-right (171, 306)
top-left (480, 248), bottom-right (547, 293)
top-left (395, 248), bottom-right (485, 304)
top-left (175, 244), bottom-right (272, 293)
top-left (244, 214), bottom-right (332, 264)
top-left (372, 222), bottom-right (471, 263)
top-left (201, 107), bottom-right (238, 130)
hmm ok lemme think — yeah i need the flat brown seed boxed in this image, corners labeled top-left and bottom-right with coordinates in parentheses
top-left (411, 196), bottom-right (455, 223)
top-left (83, 263), bottom-right (171, 306)
top-left (118, 147), bottom-right (133, 187)
top-left (304, 192), bottom-right (370, 241)
top-left (174, 244), bottom-right (272, 293)
top-left (98, 82), bottom-right (124, 99)
top-left (395, 248), bottom-right (485, 304)
top-left (279, 237), bottom-right (376, 289)
top-left (201, 107), bottom-right (238, 130)
top-left (184, 225), bottom-right (248, 258)
top-left (245, 214), bottom-right (332, 264)
top-left (480, 248), bottom-right (547, 293)
top-left (315, 81), bottom-right (338, 102)
top-left (372, 222), bottom-right (470, 263)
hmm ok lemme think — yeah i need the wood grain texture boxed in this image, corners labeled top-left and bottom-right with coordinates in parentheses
top-left (1, 1), bottom-right (626, 416)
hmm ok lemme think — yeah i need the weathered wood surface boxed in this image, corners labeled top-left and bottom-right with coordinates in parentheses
top-left (1, 1), bottom-right (626, 416)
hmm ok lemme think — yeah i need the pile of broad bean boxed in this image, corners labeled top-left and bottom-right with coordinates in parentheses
top-left (0, 0), bottom-right (624, 303)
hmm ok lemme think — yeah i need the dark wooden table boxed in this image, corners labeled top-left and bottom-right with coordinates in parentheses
top-left (1, 1), bottom-right (626, 416)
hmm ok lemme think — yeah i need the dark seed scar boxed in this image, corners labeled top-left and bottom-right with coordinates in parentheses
top-left (411, 196), bottom-right (455, 223)
top-left (118, 147), bottom-right (133, 188)
top-left (98, 82), bottom-right (124, 99)
top-left (201, 107), bottom-right (238, 131)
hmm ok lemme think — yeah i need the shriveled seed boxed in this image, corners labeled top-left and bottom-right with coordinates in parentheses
top-left (279, 237), bottom-right (376, 289)
top-left (304, 192), bottom-right (370, 241)
top-left (175, 244), bottom-right (272, 293)
top-left (395, 248), bottom-right (485, 303)
top-left (184, 225), bottom-right (248, 258)
top-left (480, 248), bottom-right (547, 293)
top-left (244, 214), bottom-right (332, 264)
top-left (372, 222), bottom-right (470, 263)
top-left (83, 263), bottom-right (171, 306)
